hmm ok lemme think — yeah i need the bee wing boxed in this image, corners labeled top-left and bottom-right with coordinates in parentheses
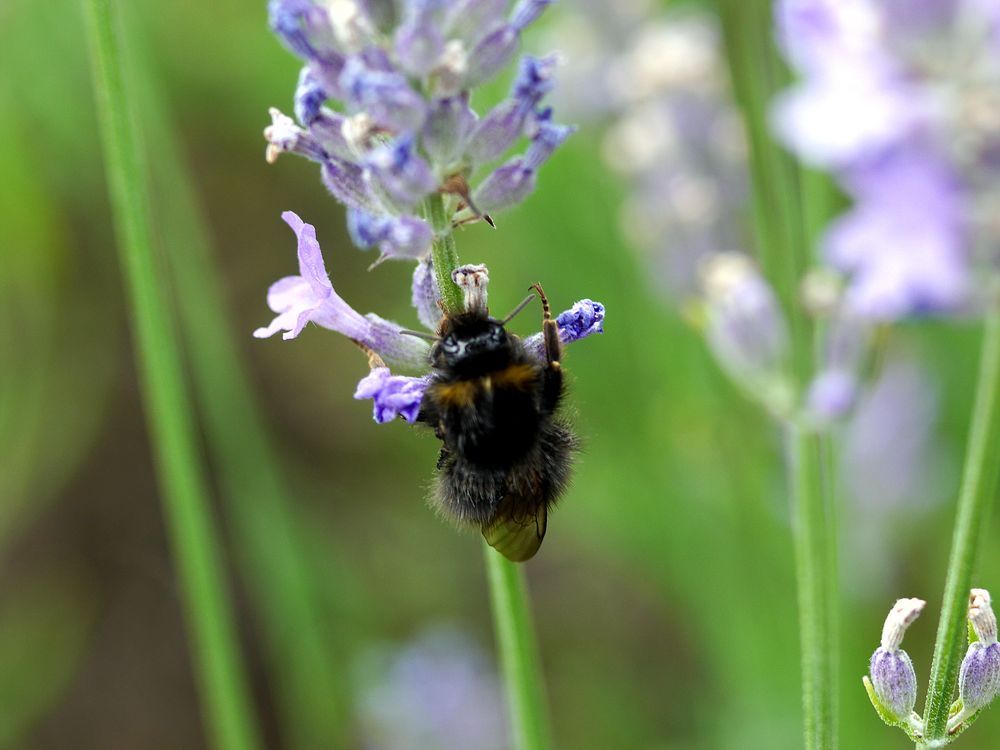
top-left (481, 497), bottom-right (547, 562)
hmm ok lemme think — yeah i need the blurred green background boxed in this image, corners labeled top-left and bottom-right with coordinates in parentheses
top-left (2, 0), bottom-right (999, 748)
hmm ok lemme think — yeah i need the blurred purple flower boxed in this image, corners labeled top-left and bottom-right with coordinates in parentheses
top-left (772, 0), bottom-right (1000, 319)
top-left (355, 626), bottom-right (507, 750)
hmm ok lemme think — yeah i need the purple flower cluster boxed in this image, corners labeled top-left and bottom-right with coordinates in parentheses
top-left (265, 0), bottom-right (573, 264)
top-left (255, 213), bottom-right (604, 422)
top-left (256, 1), bottom-right (605, 424)
top-left (774, 0), bottom-right (1000, 320)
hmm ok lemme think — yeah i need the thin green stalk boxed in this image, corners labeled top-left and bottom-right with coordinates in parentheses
top-left (920, 311), bottom-right (1000, 745)
top-left (120, 26), bottom-right (349, 744)
top-left (81, 3), bottom-right (262, 749)
top-left (423, 193), bottom-right (552, 750)
top-left (717, 2), bottom-right (839, 747)
top-left (484, 546), bottom-right (552, 750)
top-left (789, 425), bottom-right (837, 750)
top-left (425, 193), bottom-right (464, 315)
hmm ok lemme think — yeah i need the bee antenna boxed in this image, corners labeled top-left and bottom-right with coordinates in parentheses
top-left (499, 292), bottom-right (537, 326)
top-left (399, 329), bottom-right (441, 342)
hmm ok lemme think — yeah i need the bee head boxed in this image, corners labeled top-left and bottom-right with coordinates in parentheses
top-left (433, 313), bottom-right (511, 373)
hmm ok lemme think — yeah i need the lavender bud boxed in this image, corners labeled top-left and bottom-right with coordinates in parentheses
top-left (700, 253), bottom-right (792, 413)
top-left (421, 94), bottom-right (477, 166)
top-left (321, 157), bottom-right (383, 214)
top-left (411, 258), bottom-right (442, 331)
top-left (464, 25), bottom-right (519, 88)
top-left (869, 598), bottom-right (925, 724)
top-left (365, 137), bottom-right (438, 211)
top-left (452, 264), bottom-right (489, 314)
top-left (339, 57), bottom-right (427, 132)
top-left (395, 19), bottom-right (445, 77)
top-left (443, 0), bottom-right (507, 45)
top-left (268, 0), bottom-right (335, 61)
top-left (294, 67), bottom-right (327, 125)
top-left (959, 589), bottom-right (1000, 715)
top-left (509, 0), bottom-right (554, 32)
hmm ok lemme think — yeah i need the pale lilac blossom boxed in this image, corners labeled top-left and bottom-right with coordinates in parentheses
top-left (773, 0), bottom-right (1000, 319)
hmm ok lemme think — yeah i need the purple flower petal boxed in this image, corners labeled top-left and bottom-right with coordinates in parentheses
top-left (365, 136), bottom-right (438, 210)
top-left (339, 56), bottom-right (428, 132)
top-left (411, 257), bottom-right (442, 331)
top-left (522, 299), bottom-right (605, 360)
top-left (422, 94), bottom-right (477, 166)
top-left (354, 367), bottom-right (429, 423)
top-left (347, 209), bottom-right (433, 260)
top-left (254, 212), bottom-right (430, 369)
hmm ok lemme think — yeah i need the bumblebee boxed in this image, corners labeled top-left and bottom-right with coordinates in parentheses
top-left (415, 272), bottom-right (577, 562)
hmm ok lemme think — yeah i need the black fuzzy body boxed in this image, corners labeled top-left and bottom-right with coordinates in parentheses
top-left (417, 312), bottom-right (576, 543)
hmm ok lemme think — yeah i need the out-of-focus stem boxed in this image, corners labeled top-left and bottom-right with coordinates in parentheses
top-left (920, 311), bottom-right (1000, 744)
top-left (789, 424), bottom-right (837, 750)
top-left (81, 1), bottom-right (262, 749)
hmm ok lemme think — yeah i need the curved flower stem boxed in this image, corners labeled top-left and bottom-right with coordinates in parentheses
top-left (484, 545), bottom-right (553, 750)
top-left (919, 311), bottom-right (1000, 745)
top-left (82, 2), bottom-right (262, 749)
top-left (425, 193), bottom-right (464, 315)
top-left (788, 424), bottom-right (838, 750)
top-left (422, 194), bottom-right (552, 750)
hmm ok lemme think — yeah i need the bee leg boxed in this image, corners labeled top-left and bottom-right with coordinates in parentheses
top-left (530, 283), bottom-right (562, 367)
top-left (530, 283), bottom-right (563, 414)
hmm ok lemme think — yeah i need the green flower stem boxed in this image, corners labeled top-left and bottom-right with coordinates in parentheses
top-left (81, 2), bottom-right (262, 749)
top-left (421, 193), bottom-right (552, 750)
top-left (789, 424), bottom-right (838, 750)
top-left (484, 545), bottom-right (553, 750)
top-left (920, 311), bottom-right (1000, 745)
top-left (718, 2), bottom-right (840, 747)
top-left (425, 192), bottom-right (465, 315)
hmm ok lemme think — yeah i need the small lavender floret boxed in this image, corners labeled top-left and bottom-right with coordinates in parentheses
top-left (354, 367), bottom-right (428, 423)
top-left (294, 67), bottom-right (327, 125)
top-left (339, 57), bottom-right (427, 132)
top-left (510, 0), bottom-right (554, 32)
top-left (411, 258), bottom-right (442, 330)
top-left (253, 212), bottom-right (430, 370)
top-left (347, 209), bottom-right (432, 260)
top-left (321, 158), bottom-right (383, 214)
top-left (421, 94), bottom-right (477, 166)
top-left (365, 137), bottom-right (438, 210)
top-left (807, 369), bottom-right (858, 421)
top-left (268, 0), bottom-right (334, 61)
top-left (522, 300), bottom-right (605, 360)
top-left (467, 56), bottom-right (557, 165)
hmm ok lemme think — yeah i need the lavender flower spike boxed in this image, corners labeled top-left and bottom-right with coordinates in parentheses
top-left (354, 367), bottom-right (429, 423)
top-left (254, 212), bottom-right (430, 370)
top-left (864, 597), bottom-right (924, 732)
top-left (950, 589), bottom-right (1000, 733)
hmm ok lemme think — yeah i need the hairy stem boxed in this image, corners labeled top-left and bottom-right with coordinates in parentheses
top-left (484, 546), bottom-right (553, 750)
top-left (920, 311), bottom-right (1000, 744)
top-left (81, 2), bottom-right (262, 748)
top-left (425, 193), bottom-right (464, 315)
